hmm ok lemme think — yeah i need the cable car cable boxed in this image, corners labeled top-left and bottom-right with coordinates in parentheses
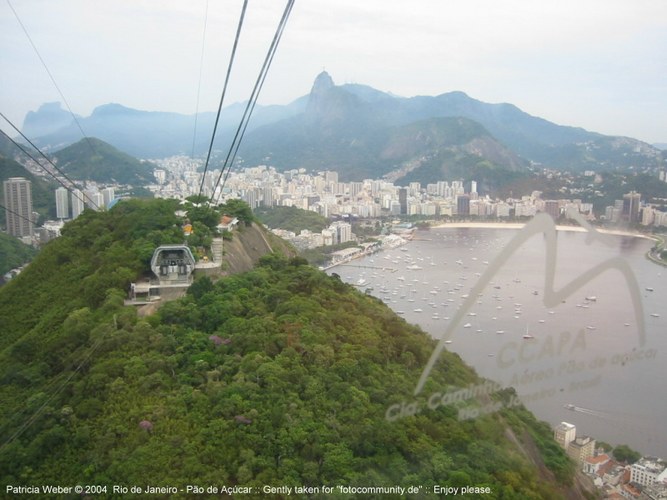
top-left (197, 0), bottom-right (249, 200)
top-left (212, 0), bottom-right (295, 204)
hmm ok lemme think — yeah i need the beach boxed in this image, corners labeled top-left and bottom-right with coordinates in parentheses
top-left (430, 221), bottom-right (656, 240)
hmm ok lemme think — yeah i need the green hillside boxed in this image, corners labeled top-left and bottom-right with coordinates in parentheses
top-left (0, 232), bottom-right (37, 275)
top-left (0, 199), bottom-right (579, 496)
top-left (53, 137), bottom-right (155, 185)
top-left (255, 205), bottom-right (329, 233)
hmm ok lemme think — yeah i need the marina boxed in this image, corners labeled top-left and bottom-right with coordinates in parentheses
top-left (329, 226), bottom-right (666, 457)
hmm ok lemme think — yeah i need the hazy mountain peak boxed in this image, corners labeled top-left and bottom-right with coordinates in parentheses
top-left (305, 70), bottom-right (361, 121)
top-left (310, 70), bottom-right (335, 95)
top-left (91, 103), bottom-right (141, 117)
top-left (22, 101), bottom-right (74, 138)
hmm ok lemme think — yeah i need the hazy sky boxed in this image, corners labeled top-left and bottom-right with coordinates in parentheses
top-left (2, 0), bottom-right (666, 144)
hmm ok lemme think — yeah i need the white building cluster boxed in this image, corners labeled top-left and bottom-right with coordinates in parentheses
top-left (146, 158), bottom-right (613, 224)
top-left (555, 421), bottom-right (667, 498)
top-left (54, 185), bottom-right (115, 220)
top-left (271, 220), bottom-right (354, 251)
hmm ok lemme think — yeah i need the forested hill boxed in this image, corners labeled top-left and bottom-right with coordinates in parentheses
top-left (52, 137), bottom-right (155, 185)
top-left (0, 232), bottom-right (37, 276)
top-left (0, 199), bottom-right (583, 496)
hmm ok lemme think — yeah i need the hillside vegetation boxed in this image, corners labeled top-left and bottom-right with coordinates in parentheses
top-left (0, 199), bottom-right (578, 496)
top-left (53, 137), bottom-right (155, 185)
top-left (0, 232), bottom-right (37, 275)
top-left (255, 206), bottom-right (329, 233)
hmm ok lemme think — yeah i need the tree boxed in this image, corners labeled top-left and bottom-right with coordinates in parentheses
top-left (613, 444), bottom-right (641, 464)
top-left (220, 199), bottom-right (254, 226)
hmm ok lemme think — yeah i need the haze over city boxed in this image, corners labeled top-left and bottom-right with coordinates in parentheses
top-left (1, 0), bottom-right (666, 144)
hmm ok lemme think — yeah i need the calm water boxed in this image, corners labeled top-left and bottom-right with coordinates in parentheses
top-left (331, 226), bottom-right (667, 457)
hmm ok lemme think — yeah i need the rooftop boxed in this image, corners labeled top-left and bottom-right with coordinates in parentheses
top-left (586, 454), bottom-right (611, 465)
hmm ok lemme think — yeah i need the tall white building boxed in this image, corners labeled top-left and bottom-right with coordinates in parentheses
top-left (86, 191), bottom-right (104, 211)
top-left (102, 187), bottom-right (115, 208)
top-left (329, 221), bottom-right (352, 244)
top-left (154, 169), bottom-right (166, 184)
top-left (71, 189), bottom-right (85, 219)
top-left (630, 457), bottom-right (667, 487)
top-left (324, 170), bottom-right (338, 184)
top-left (55, 187), bottom-right (69, 219)
top-left (554, 422), bottom-right (576, 450)
top-left (262, 187), bottom-right (275, 207)
top-left (3, 177), bottom-right (33, 238)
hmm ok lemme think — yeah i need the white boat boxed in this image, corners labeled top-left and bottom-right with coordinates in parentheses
top-left (407, 264), bottom-right (423, 270)
top-left (650, 313), bottom-right (660, 318)
top-left (413, 308), bottom-right (423, 312)
top-left (523, 324), bottom-right (534, 339)
top-left (463, 323), bottom-right (472, 328)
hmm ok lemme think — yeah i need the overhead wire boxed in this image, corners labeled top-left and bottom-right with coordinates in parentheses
top-left (197, 0), bottom-right (249, 200)
top-left (190, 0), bottom-right (210, 159)
top-left (212, 0), bottom-right (295, 205)
top-left (220, 0), bottom-right (295, 194)
top-left (5, 0), bottom-right (98, 158)
top-left (0, 202), bottom-right (39, 227)
top-left (1, 128), bottom-right (76, 197)
top-left (0, 113), bottom-right (94, 207)
top-left (0, 0), bottom-right (297, 454)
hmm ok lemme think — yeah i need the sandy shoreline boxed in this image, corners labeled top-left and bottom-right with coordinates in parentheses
top-left (429, 222), bottom-right (656, 240)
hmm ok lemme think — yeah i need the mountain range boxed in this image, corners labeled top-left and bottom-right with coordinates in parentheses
top-left (20, 72), bottom-right (665, 183)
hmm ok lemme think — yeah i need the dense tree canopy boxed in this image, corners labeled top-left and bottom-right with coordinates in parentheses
top-left (0, 232), bottom-right (37, 275)
top-left (0, 199), bottom-right (575, 496)
top-left (255, 206), bottom-right (328, 233)
top-left (612, 444), bottom-right (642, 464)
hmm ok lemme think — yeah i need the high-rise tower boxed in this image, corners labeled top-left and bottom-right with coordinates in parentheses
top-left (55, 187), bottom-right (69, 219)
top-left (71, 189), bottom-right (85, 219)
top-left (3, 177), bottom-right (34, 238)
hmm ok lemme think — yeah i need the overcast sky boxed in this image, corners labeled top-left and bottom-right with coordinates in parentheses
top-left (1, 0), bottom-right (666, 144)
